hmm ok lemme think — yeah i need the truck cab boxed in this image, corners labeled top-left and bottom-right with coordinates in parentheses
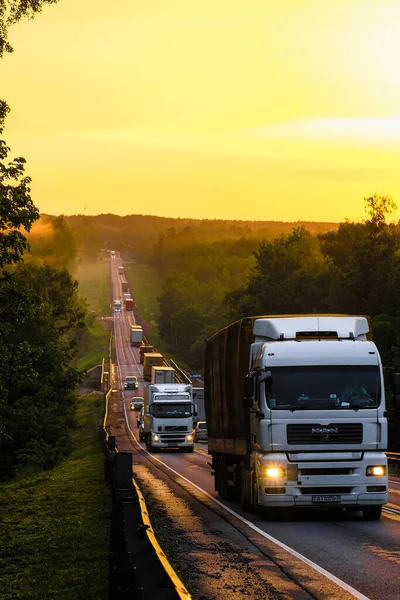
top-left (205, 315), bottom-right (391, 520)
top-left (143, 384), bottom-right (195, 452)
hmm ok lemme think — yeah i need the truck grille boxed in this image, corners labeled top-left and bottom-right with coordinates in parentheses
top-left (287, 423), bottom-right (363, 445)
top-left (159, 433), bottom-right (187, 443)
top-left (300, 468), bottom-right (352, 476)
top-left (162, 426), bottom-right (188, 432)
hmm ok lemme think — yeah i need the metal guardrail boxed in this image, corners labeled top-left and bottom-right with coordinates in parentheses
top-left (101, 329), bottom-right (192, 599)
top-left (169, 359), bottom-right (192, 385)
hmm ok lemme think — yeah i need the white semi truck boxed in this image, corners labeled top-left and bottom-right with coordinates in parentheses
top-left (204, 315), bottom-right (391, 520)
top-left (143, 384), bottom-right (195, 453)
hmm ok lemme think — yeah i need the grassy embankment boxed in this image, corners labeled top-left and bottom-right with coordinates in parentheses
top-left (0, 395), bottom-right (110, 600)
top-left (74, 260), bottom-right (111, 372)
top-left (125, 262), bottom-right (191, 372)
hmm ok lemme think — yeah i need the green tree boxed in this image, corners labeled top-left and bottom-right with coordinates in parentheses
top-left (0, 0), bottom-right (58, 56)
top-left (227, 227), bottom-right (332, 319)
top-left (26, 214), bottom-right (78, 270)
top-left (320, 196), bottom-right (400, 316)
top-left (0, 263), bottom-right (86, 478)
top-left (0, 101), bottom-right (39, 272)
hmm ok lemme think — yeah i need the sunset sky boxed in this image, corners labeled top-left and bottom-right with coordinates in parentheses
top-left (2, 0), bottom-right (400, 222)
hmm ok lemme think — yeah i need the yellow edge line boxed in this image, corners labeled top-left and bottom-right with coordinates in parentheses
top-left (103, 387), bottom-right (112, 435)
top-left (132, 477), bottom-right (192, 600)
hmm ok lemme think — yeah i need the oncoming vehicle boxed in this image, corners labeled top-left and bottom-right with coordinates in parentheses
top-left (124, 376), bottom-right (138, 390)
top-left (131, 397), bottom-right (144, 411)
top-left (193, 421), bottom-right (208, 442)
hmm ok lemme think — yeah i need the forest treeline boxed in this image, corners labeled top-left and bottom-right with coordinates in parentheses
top-left (62, 212), bottom-right (337, 262)
top-left (58, 200), bottom-right (400, 383)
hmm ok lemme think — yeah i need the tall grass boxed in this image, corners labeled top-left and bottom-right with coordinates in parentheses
top-left (74, 260), bottom-right (111, 316)
top-left (73, 259), bottom-right (111, 371)
top-left (0, 395), bottom-right (110, 600)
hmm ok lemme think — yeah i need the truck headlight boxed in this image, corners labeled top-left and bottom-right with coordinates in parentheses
top-left (366, 465), bottom-right (386, 476)
top-left (265, 466), bottom-right (286, 479)
top-left (153, 434), bottom-right (160, 442)
top-left (186, 434), bottom-right (193, 442)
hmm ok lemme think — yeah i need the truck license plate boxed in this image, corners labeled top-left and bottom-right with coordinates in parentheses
top-left (312, 495), bottom-right (341, 503)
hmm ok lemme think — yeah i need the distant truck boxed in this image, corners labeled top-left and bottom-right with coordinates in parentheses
top-left (130, 325), bottom-right (144, 347)
top-left (142, 384), bottom-right (195, 452)
top-left (110, 250), bottom-right (116, 258)
top-left (121, 281), bottom-right (129, 293)
top-left (143, 353), bottom-right (163, 381)
top-left (151, 366), bottom-right (175, 384)
top-left (125, 298), bottom-right (134, 311)
top-left (113, 300), bottom-right (122, 313)
top-left (118, 266), bottom-right (124, 275)
top-left (139, 345), bottom-right (154, 364)
top-left (205, 314), bottom-right (392, 520)
top-left (192, 387), bottom-right (205, 424)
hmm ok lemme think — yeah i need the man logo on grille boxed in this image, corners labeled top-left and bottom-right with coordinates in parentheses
top-left (311, 427), bottom-right (339, 434)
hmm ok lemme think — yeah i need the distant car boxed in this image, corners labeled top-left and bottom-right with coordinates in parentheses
top-left (193, 421), bottom-right (208, 442)
top-left (124, 376), bottom-right (138, 390)
top-left (131, 397), bottom-right (144, 411)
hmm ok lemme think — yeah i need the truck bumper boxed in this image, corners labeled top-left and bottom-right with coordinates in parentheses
top-left (257, 451), bottom-right (388, 508)
top-left (149, 433), bottom-right (194, 449)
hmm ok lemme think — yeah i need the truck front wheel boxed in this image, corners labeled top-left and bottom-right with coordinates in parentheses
top-left (241, 473), bottom-right (252, 512)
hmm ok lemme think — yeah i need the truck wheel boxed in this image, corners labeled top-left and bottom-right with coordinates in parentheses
top-left (362, 505), bottom-right (382, 520)
top-left (217, 462), bottom-right (235, 501)
top-left (216, 462), bottom-right (227, 499)
top-left (241, 478), bottom-right (252, 512)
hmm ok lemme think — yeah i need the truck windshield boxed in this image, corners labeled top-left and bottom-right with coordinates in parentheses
top-left (264, 366), bottom-right (381, 410)
top-left (152, 403), bottom-right (192, 418)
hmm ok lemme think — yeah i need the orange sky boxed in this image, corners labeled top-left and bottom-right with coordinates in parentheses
top-left (2, 0), bottom-right (400, 222)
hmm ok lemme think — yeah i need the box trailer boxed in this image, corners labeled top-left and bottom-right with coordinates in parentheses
top-left (151, 366), bottom-right (175, 384)
top-left (143, 353), bottom-right (164, 382)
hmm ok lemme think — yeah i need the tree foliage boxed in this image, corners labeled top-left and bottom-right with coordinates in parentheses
top-left (0, 0), bottom-right (58, 56)
top-left (0, 260), bottom-right (86, 479)
top-left (0, 100), bottom-right (39, 272)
